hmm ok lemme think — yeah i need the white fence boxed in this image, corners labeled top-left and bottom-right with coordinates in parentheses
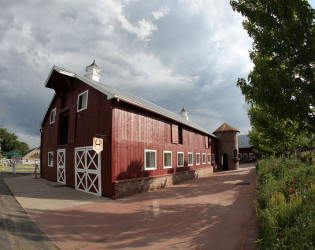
top-left (0, 158), bottom-right (40, 174)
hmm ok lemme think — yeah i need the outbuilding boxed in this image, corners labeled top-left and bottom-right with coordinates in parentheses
top-left (40, 61), bottom-right (236, 198)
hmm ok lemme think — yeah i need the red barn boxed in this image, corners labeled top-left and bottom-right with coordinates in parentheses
top-left (40, 61), bottom-right (218, 198)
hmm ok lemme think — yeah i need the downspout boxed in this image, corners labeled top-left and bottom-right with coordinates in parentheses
top-left (110, 97), bottom-right (119, 198)
top-left (39, 126), bottom-right (43, 178)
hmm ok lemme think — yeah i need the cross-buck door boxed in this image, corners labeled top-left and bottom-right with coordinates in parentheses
top-left (75, 146), bottom-right (102, 196)
top-left (57, 149), bottom-right (66, 184)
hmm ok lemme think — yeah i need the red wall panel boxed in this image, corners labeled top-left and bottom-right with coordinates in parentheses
top-left (111, 104), bottom-right (216, 181)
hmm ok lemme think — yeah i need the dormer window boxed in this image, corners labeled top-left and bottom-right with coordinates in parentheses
top-left (50, 108), bottom-right (56, 124)
top-left (77, 90), bottom-right (88, 112)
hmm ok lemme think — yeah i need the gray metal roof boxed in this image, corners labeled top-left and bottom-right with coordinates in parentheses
top-left (42, 65), bottom-right (216, 137)
top-left (238, 135), bottom-right (252, 149)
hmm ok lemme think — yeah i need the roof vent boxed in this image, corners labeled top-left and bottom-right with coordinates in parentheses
top-left (85, 60), bottom-right (101, 82)
top-left (180, 108), bottom-right (189, 120)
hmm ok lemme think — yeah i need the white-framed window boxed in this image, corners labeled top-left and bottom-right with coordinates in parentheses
top-left (48, 151), bottom-right (53, 167)
top-left (50, 108), bottom-right (56, 124)
top-left (202, 153), bottom-right (206, 164)
top-left (77, 90), bottom-right (88, 112)
top-left (163, 151), bottom-right (172, 169)
top-left (188, 152), bottom-right (193, 166)
top-left (207, 153), bottom-right (211, 163)
top-left (211, 153), bottom-right (215, 164)
top-left (249, 153), bottom-right (254, 160)
top-left (177, 152), bottom-right (184, 167)
top-left (144, 150), bottom-right (157, 170)
top-left (243, 153), bottom-right (248, 159)
top-left (196, 153), bottom-right (200, 165)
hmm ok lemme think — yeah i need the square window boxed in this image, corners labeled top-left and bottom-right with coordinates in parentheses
top-left (144, 150), bottom-right (157, 170)
top-left (188, 152), bottom-right (193, 166)
top-left (202, 153), bottom-right (206, 164)
top-left (50, 108), bottom-right (56, 124)
top-left (207, 153), bottom-right (211, 163)
top-left (163, 151), bottom-right (172, 169)
top-left (177, 152), bottom-right (184, 167)
top-left (48, 151), bottom-right (53, 167)
top-left (211, 153), bottom-right (215, 164)
top-left (196, 153), bottom-right (200, 165)
top-left (77, 90), bottom-right (88, 112)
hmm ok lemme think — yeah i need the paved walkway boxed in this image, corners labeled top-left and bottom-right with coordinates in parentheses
top-left (0, 172), bottom-right (57, 250)
top-left (5, 163), bottom-right (257, 250)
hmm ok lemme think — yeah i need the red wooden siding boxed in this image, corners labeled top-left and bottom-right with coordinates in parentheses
top-left (41, 78), bottom-right (113, 197)
top-left (111, 103), bottom-right (215, 181)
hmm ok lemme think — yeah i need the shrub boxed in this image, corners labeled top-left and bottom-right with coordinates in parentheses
top-left (256, 158), bottom-right (314, 249)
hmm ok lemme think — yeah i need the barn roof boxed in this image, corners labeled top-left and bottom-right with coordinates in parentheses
top-left (42, 65), bottom-right (216, 137)
top-left (238, 135), bottom-right (252, 149)
top-left (213, 123), bottom-right (240, 133)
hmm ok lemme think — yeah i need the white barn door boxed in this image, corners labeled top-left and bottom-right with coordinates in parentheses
top-left (57, 149), bottom-right (66, 184)
top-left (75, 146), bottom-right (102, 196)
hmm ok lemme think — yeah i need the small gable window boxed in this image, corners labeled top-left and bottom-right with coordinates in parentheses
top-left (77, 90), bottom-right (88, 112)
top-left (50, 108), bottom-right (56, 124)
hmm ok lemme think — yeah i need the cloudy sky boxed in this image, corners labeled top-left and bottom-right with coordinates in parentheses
top-left (1, 0), bottom-right (314, 148)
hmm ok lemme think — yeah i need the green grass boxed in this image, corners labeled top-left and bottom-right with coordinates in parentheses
top-left (256, 157), bottom-right (314, 249)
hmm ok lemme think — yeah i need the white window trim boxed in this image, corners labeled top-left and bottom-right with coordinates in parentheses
top-left (196, 153), bottom-right (200, 165)
top-left (202, 153), bottom-right (206, 164)
top-left (50, 108), bottom-right (56, 124)
top-left (77, 90), bottom-right (89, 112)
top-left (211, 153), bottom-right (215, 164)
top-left (187, 152), bottom-right (193, 166)
top-left (163, 151), bottom-right (172, 169)
top-left (177, 152), bottom-right (184, 168)
top-left (144, 149), bottom-right (157, 170)
top-left (207, 153), bottom-right (211, 163)
top-left (48, 151), bottom-right (53, 167)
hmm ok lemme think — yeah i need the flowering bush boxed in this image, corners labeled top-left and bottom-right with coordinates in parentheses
top-left (256, 158), bottom-right (314, 249)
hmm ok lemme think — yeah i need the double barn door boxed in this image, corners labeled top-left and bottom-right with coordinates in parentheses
top-left (75, 147), bottom-right (102, 196)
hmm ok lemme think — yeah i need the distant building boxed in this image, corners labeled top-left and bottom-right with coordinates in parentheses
top-left (238, 135), bottom-right (260, 162)
top-left (23, 146), bottom-right (40, 164)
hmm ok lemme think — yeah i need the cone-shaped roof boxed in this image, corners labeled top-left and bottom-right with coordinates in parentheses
top-left (213, 123), bottom-right (240, 133)
top-left (86, 60), bottom-right (100, 69)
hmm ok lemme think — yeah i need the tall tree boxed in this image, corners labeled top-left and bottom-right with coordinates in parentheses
top-left (0, 128), bottom-right (29, 155)
top-left (247, 106), bottom-right (309, 155)
top-left (230, 0), bottom-right (315, 132)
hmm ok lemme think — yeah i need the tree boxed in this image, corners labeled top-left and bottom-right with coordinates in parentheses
top-left (0, 128), bottom-right (29, 155)
top-left (247, 106), bottom-right (309, 156)
top-left (230, 0), bottom-right (315, 133)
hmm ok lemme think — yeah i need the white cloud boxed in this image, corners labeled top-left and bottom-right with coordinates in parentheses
top-left (152, 7), bottom-right (170, 20)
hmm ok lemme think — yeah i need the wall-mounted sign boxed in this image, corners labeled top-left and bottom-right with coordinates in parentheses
top-left (93, 137), bottom-right (103, 154)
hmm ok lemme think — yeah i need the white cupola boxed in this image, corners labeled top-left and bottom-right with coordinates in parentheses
top-left (85, 60), bottom-right (101, 82)
top-left (180, 107), bottom-right (189, 120)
